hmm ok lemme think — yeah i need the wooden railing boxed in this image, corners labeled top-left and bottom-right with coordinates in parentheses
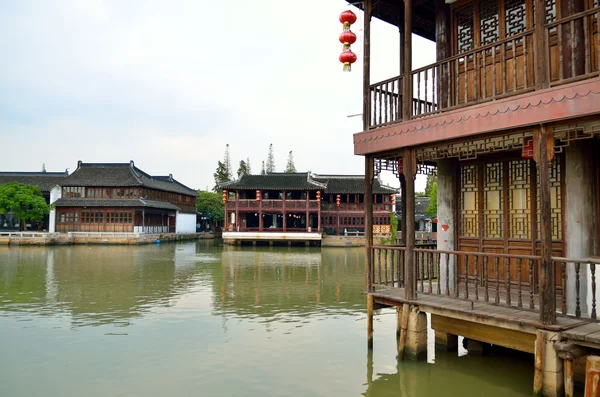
top-left (370, 247), bottom-right (600, 320)
top-left (368, 7), bottom-right (600, 127)
top-left (231, 199), bottom-right (319, 210)
top-left (321, 203), bottom-right (392, 211)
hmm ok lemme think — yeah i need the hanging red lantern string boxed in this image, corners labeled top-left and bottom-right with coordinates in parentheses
top-left (339, 10), bottom-right (357, 72)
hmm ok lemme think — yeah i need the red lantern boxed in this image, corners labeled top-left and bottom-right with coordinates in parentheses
top-left (336, 194), bottom-right (341, 207)
top-left (316, 191), bottom-right (321, 203)
top-left (339, 10), bottom-right (357, 72)
top-left (339, 10), bottom-right (357, 25)
top-left (339, 50), bottom-right (357, 71)
top-left (222, 190), bottom-right (227, 203)
top-left (256, 190), bottom-right (261, 202)
top-left (391, 194), bottom-right (396, 205)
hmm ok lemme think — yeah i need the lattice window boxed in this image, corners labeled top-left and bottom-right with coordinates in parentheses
top-left (483, 163), bottom-right (503, 238)
top-left (509, 159), bottom-right (531, 239)
top-left (505, 0), bottom-right (527, 37)
top-left (545, 0), bottom-right (556, 24)
top-left (460, 164), bottom-right (479, 237)
top-left (481, 0), bottom-right (500, 45)
top-left (456, 5), bottom-right (475, 53)
top-left (536, 156), bottom-right (562, 240)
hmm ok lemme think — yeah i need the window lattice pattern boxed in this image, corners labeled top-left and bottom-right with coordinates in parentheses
top-left (505, 0), bottom-right (527, 37)
top-left (456, 5), bottom-right (475, 53)
top-left (480, 0), bottom-right (500, 45)
top-left (509, 159), bottom-right (531, 239)
top-left (484, 163), bottom-right (503, 238)
top-left (545, 0), bottom-right (556, 24)
top-left (536, 156), bottom-right (562, 240)
top-left (460, 165), bottom-right (479, 237)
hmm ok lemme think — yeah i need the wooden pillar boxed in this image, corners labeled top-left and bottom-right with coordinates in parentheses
top-left (585, 356), bottom-right (600, 397)
top-left (259, 211), bottom-right (263, 232)
top-left (565, 359), bottom-right (575, 397)
top-left (535, 0), bottom-right (548, 89)
top-left (366, 155), bottom-right (375, 292)
top-left (397, 303), bottom-right (409, 359)
top-left (435, 0), bottom-right (451, 109)
top-left (142, 210), bottom-right (145, 233)
top-left (561, 0), bottom-right (585, 80)
top-left (402, 0), bottom-right (412, 120)
top-left (400, 174), bottom-right (407, 245)
top-left (535, 125), bottom-right (556, 325)
top-left (317, 206), bottom-right (321, 233)
top-left (367, 294), bottom-right (374, 349)
top-left (224, 191), bottom-right (228, 231)
top-left (283, 212), bottom-right (287, 232)
top-left (336, 206), bottom-right (340, 236)
top-left (363, 0), bottom-right (371, 129)
top-left (404, 148), bottom-right (416, 300)
top-left (235, 192), bottom-right (239, 232)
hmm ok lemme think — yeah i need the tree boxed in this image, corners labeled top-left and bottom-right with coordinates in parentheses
top-left (237, 160), bottom-right (250, 179)
top-left (246, 158), bottom-right (252, 175)
top-left (424, 174), bottom-right (437, 197)
top-left (425, 182), bottom-right (438, 216)
top-left (0, 182), bottom-right (52, 231)
top-left (196, 190), bottom-right (224, 225)
top-left (223, 144), bottom-right (232, 179)
top-left (261, 160), bottom-right (266, 175)
top-left (266, 143), bottom-right (275, 173)
top-left (284, 151), bottom-right (296, 173)
top-left (213, 160), bottom-right (231, 192)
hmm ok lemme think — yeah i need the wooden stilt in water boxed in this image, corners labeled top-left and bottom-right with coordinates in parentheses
top-left (565, 359), bottom-right (574, 397)
top-left (396, 306), bottom-right (402, 341)
top-left (585, 356), bottom-right (600, 397)
top-left (367, 294), bottom-right (374, 349)
top-left (533, 330), bottom-right (545, 397)
top-left (398, 303), bottom-right (410, 360)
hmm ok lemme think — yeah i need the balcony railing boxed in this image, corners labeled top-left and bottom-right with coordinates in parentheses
top-left (368, 7), bottom-right (600, 129)
top-left (228, 199), bottom-right (320, 211)
top-left (321, 203), bottom-right (392, 211)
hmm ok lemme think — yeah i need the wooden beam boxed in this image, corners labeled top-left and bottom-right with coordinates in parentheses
top-left (367, 294), bottom-right (374, 349)
top-left (534, 0), bottom-right (548, 89)
top-left (535, 125), bottom-right (556, 325)
top-left (366, 155), bottom-right (374, 292)
top-left (363, 0), bottom-right (372, 130)
top-left (404, 148), bottom-right (416, 300)
top-left (403, 0), bottom-right (412, 120)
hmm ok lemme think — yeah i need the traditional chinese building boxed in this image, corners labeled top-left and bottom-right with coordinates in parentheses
top-left (52, 161), bottom-right (197, 233)
top-left (0, 170), bottom-right (69, 230)
top-left (350, 0), bottom-right (600, 394)
top-left (220, 172), bottom-right (396, 244)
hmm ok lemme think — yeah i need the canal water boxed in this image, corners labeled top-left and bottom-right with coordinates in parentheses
top-left (0, 241), bottom-right (533, 397)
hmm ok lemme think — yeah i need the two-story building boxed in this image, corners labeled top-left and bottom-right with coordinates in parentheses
top-left (220, 172), bottom-right (397, 244)
top-left (52, 161), bottom-right (197, 233)
top-left (351, 0), bottom-right (600, 394)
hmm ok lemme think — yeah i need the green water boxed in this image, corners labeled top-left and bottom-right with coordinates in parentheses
top-left (0, 241), bottom-right (533, 397)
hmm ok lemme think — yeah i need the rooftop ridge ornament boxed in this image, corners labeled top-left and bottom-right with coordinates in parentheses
top-left (339, 10), bottom-right (357, 72)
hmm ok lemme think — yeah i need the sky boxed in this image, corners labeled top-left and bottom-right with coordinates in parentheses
top-left (0, 0), bottom-right (435, 192)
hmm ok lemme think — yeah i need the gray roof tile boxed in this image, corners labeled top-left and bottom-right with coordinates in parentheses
top-left (53, 198), bottom-right (181, 211)
top-left (0, 172), bottom-right (69, 193)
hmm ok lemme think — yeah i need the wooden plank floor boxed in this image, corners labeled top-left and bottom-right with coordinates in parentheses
top-left (371, 287), bottom-right (588, 332)
top-left (563, 323), bottom-right (600, 346)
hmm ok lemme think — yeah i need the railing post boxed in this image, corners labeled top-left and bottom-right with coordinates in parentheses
top-left (535, 125), bottom-right (556, 325)
top-left (363, 0), bottom-right (372, 129)
top-left (402, 0), bottom-right (412, 120)
top-left (404, 148), bottom-right (416, 300)
top-left (366, 155), bottom-right (374, 292)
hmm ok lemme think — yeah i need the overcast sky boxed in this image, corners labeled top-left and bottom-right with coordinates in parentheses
top-left (0, 0), bottom-right (435, 192)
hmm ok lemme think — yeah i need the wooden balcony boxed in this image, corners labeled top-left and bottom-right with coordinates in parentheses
top-left (368, 7), bottom-right (599, 130)
top-left (228, 199), bottom-right (320, 211)
top-left (321, 203), bottom-right (392, 212)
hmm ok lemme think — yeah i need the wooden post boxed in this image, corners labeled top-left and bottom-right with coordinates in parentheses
top-left (224, 193), bottom-right (228, 231)
top-left (565, 359), bottom-right (575, 397)
top-left (535, 0), bottom-right (548, 89)
top-left (235, 192), bottom-right (239, 231)
top-left (396, 306), bottom-right (402, 341)
top-left (366, 155), bottom-right (374, 292)
top-left (306, 193), bottom-right (310, 232)
top-left (404, 148), bottom-right (416, 300)
top-left (259, 211), bottom-right (263, 232)
top-left (435, 0), bottom-right (451, 108)
top-left (398, 303), bottom-right (410, 360)
top-left (283, 191), bottom-right (286, 232)
top-left (400, 174), bottom-right (407, 245)
top-left (533, 330), bottom-right (545, 396)
top-left (403, 0), bottom-right (412, 120)
top-left (363, 0), bottom-right (371, 129)
top-left (367, 294), bottom-right (374, 349)
top-left (585, 356), bottom-right (600, 397)
top-left (535, 125), bottom-right (556, 325)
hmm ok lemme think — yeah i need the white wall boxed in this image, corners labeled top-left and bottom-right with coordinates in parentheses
top-left (48, 185), bottom-right (61, 233)
top-left (176, 212), bottom-right (196, 233)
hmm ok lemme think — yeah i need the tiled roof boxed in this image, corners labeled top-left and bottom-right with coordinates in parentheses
top-left (0, 172), bottom-right (69, 193)
top-left (53, 198), bottom-right (181, 211)
top-left (313, 174), bottom-right (398, 194)
top-left (396, 196), bottom-right (436, 220)
top-left (221, 173), bottom-right (326, 191)
top-left (62, 161), bottom-right (196, 196)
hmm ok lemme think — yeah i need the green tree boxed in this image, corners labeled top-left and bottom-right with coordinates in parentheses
top-left (0, 182), bottom-right (52, 231)
top-left (266, 143), bottom-right (275, 173)
top-left (424, 174), bottom-right (437, 197)
top-left (284, 151), bottom-right (296, 173)
top-left (246, 158), bottom-right (252, 175)
top-left (223, 144), bottom-right (232, 179)
top-left (213, 160), bottom-right (231, 192)
top-left (426, 182), bottom-right (438, 216)
top-left (196, 191), bottom-right (225, 224)
top-left (237, 160), bottom-right (250, 178)
top-left (261, 160), bottom-right (266, 175)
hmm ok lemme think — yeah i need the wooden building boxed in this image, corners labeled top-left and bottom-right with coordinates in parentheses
top-left (351, 0), bottom-right (600, 395)
top-left (220, 172), bottom-right (396, 243)
top-left (53, 161), bottom-right (197, 233)
top-left (0, 171), bottom-right (69, 230)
